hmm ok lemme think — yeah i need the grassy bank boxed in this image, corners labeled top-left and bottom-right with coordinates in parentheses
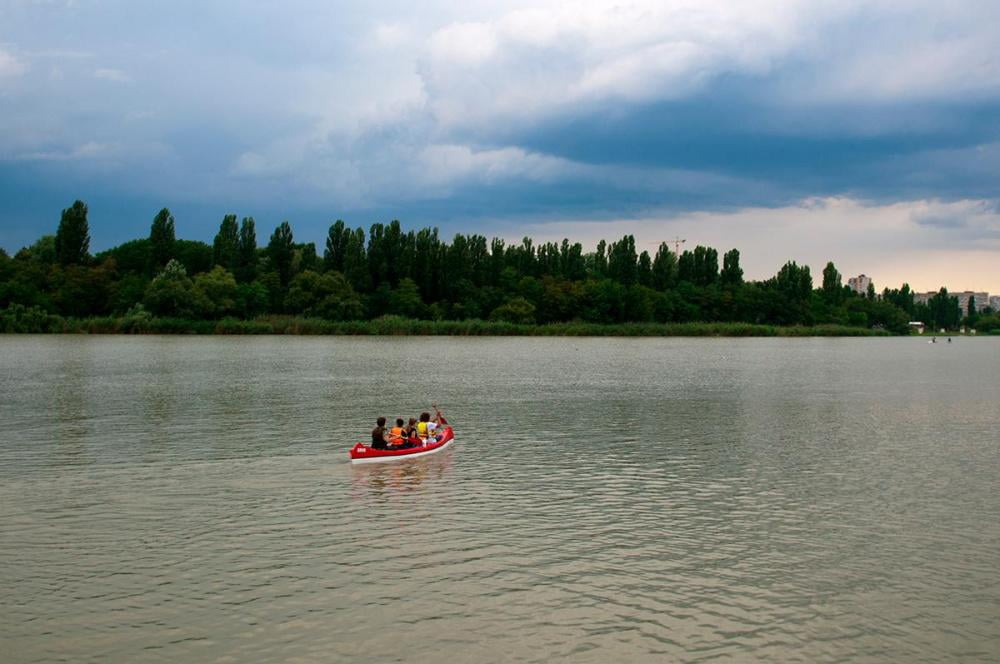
top-left (1, 307), bottom-right (895, 336)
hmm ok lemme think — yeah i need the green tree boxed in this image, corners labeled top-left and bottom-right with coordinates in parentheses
top-left (343, 227), bottom-right (370, 293)
top-left (536, 276), bottom-right (585, 323)
top-left (972, 313), bottom-right (1000, 333)
top-left (143, 259), bottom-right (207, 317)
top-left (927, 287), bottom-right (961, 330)
top-left (97, 239), bottom-right (150, 275)
top-left (27, 235), bottom-right (58, 264)
top-left (691, 246), bottom-right (719, 286)
top-left (285, 270), bottom-right (328, 314)
top-left (149, 208), bottom-right (176, 271)
top-left (768, 261), bottom-right (813, 325)
top-left (55, 200), bottom-right (90, 266)
top-left (213, 214), bottom-right (239, 272)
top-left (590, 240), bottom-right (608, 278)
top-left (193, 266), bottom-right (238, 318)
top-left (236, 281), bottom-right (269, 318)
top-left (583, 279), bottom-right (627, 323)
top-left (489, 296), bottom-right (536, 324)
top-left (109, 274), bottom-right (150, 314)
top-left (174, 240), bottom-right (213, 275)
top-left (866, 282), bottom-right (876, 300)
top-left (294, 242), bottom-right (318, 274)
top-left (637, 250), bottom-right (653, 287)
top-left (559, 239), bottom-right (586, 281)
top-left (651, 243), bottom-right (677, 290)
top-left (236, 217), bottom-right (258, 283)
top-left (388, 277), bottom-right (423, 318)
top-left (285, 270), bottom-right (363, 320)
top-left (721, 249), bottom-right (743, 287)
top-left (267, 221), bottom-right (295, 287)
top-left (607, 235), bottom-right (638, 286)
top-left (677, 250), bottom-right (695, 283)
top-left (51, 263), bottom-right (113, 317)
top-left (324, 220), bottom-right (348, 273)
top-left (882, 283), bottom-right (914, 315)
top-left (821, 261), bottom-right (842, 303)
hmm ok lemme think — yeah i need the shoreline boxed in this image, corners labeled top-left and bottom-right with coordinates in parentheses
top-left (1, 313), bottom-right (901, 336)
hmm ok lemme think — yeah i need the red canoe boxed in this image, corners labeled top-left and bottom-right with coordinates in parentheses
top-left (349, 426), bottom-right (455, 464)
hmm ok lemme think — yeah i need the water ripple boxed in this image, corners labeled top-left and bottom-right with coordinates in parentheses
top-left (1, 336), bottom-right (999, 662)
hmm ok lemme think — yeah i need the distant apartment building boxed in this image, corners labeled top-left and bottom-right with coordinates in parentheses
top-left (847, 274), bottom-right (872, 295)
top-left (990, 295), bottom-right (1000, 311)
top-left (913, 290), bottom-right (992, 312)
top-left (955, 291), bottom-right (990, 313)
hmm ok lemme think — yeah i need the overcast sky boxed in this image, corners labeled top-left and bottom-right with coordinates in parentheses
top-left (1, 0), bottom-right (998, 291)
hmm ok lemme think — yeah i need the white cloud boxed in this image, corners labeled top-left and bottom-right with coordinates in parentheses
top-left (0, 48), bottom-right (28, 77)
top-left (93, 67), bottom-right (130, 82)
top-left (410, 0), bottom-right (1000, 130)
top-left (12, 140), bottom-right (170, 164)
top-left (18, 141), bottom-right (111, 161)
top-left (415, 1), bottom-right (814, 127)
top-left (374, 22), bottom-right (412, 49)
top-left (428, 22), bottom-right (498, 67)
top-left (3, 0), bottom-right (1000, 285)
top-left (417, 143), bottom-right (573, 186)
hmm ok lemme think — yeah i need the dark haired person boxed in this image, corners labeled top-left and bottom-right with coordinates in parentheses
top-left (416, 410), bottom-right (443, 444)
top-left (388, 418), bottom-right (406, 447)
top-left (371, 417), bottom-right (389, 450)
top-left (404, 417), bottom-right (420, 446)
top-left (416, 412), bottom-right (432, 443)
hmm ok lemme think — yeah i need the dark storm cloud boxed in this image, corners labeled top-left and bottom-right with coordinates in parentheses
top-left (1, 0), bottom-right (999, 269)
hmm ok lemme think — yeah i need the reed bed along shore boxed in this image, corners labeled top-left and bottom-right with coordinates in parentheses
top-left (2, 308), bottom-right (895, 337)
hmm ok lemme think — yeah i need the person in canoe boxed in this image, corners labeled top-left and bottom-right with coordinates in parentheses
top-left (432, 404), bottom-right (448, 425)
top-left (371, 417), bottom-right (389, 450)
top-left (405, 417), bottom-right (420, 445)
top-left (416, 405), bottom-right (448, 444)
top-left (387, 418), bottom-right (407, 448)
top-left (416, 411), bottom-right (435, 443)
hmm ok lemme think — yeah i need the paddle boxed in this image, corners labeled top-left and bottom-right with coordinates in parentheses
top-left (432, 402), bottom-right (448, 426)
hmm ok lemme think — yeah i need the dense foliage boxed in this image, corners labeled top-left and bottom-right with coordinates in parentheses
top-left (1, 202), bottom-right (976, 334)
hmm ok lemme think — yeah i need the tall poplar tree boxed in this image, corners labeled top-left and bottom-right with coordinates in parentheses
top-left (591, 240), bottom-right (608, 278)
top-left (213, 214), bottom-right (239, 272)
top-left (267, 221), bottom-right (295, 287)
top-left (343, 227), bottom-right (370, 293)
top-left (324, 220), bottom-right (348, 273)
top-left (677, 249), bottom-right (695, 283)
top-left (607, 235), bottom-right (638, 286)
top-left (721, 249), bottom-right (743, 286)
top-left (821, 261), bottom-right (842, 302)
top-left (236, 217), bottom-right (258, 283)
top-left (55, 200), bottom-right (90, 266)
top-left (149, 208), bottom-right (176, 272)
top-left (651, 243), bottom-right (677, 291)
top-left (637, 250), bottom-right (653, 287)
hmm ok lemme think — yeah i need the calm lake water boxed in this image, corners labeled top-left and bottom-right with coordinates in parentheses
top-left (1, 335), bottom-right (998, 663)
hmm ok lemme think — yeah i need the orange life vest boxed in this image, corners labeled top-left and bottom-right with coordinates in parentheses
top-left (388, 426), bottom-right (405, 446)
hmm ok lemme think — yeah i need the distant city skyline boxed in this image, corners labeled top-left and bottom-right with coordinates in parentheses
top-left (1, 2), bottom-right (998, 291)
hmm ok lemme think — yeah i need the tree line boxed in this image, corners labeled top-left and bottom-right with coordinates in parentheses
top-left (1, 200), bottom-right (994, 334)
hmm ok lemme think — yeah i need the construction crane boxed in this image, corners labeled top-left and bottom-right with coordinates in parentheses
top-left (648, 236), bottom-right (687, 255)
